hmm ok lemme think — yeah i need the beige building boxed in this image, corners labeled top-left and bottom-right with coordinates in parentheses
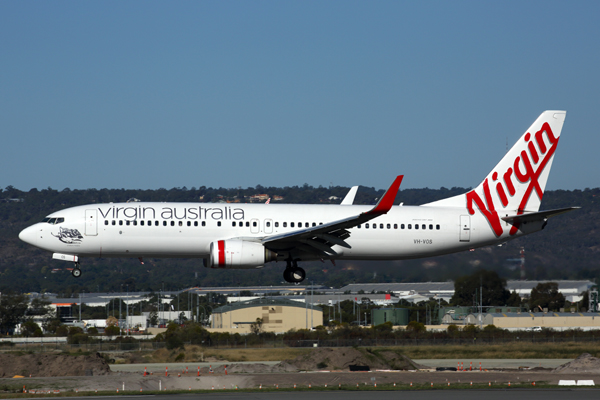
top-left (211, 298), bottom-right (322, 334)
top-left (463, 312), bottom-right (600, 331)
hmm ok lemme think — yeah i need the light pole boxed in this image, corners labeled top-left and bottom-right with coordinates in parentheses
top-left (126, 284), bottom-right (129, 336)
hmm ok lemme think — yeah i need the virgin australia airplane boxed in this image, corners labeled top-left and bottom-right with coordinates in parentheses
top-left (19, 111), bottom-right (577, 283)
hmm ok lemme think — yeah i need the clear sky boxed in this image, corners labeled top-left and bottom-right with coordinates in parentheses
top-left (2, 1), bottom-right (599, 192)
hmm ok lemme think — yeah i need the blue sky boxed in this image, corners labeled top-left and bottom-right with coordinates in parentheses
top-left (2, 1), bottom-right (599, 192)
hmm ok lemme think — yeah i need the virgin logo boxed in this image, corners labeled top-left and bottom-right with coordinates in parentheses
top-left (466, 122), bottom-right (559, 237)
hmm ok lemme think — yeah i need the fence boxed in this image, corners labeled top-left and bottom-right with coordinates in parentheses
top-left (1, 335), bottom-right (599, 353)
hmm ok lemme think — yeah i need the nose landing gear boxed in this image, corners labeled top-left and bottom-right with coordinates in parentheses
top-left (71, 263), bottom-right (82, 278)
top-left (283, 260), bottom-right (306, 283)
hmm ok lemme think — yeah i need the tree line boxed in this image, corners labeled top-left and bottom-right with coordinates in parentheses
top-left (0, 185), bottom-right (598, 293)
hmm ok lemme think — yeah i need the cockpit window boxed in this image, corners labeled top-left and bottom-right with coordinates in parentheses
top-left (42, 217), bottom-right (65, 225)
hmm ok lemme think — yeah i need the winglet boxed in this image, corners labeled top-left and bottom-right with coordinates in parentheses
top-left (365, 175), bottom-right (403, 216)
top-left (341, 186), bottom-right (359, 205)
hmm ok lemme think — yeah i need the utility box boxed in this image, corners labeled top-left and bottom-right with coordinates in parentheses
top-left (371, 308), bottom-right (409, 326)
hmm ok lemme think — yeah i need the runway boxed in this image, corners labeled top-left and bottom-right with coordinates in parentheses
top-left (19, 388), bottom-right (600, 400)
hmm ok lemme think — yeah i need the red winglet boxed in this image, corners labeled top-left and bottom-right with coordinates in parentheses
top-left (366, 175), bottom-right (403, 216)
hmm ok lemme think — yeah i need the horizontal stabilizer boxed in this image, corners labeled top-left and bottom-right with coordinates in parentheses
top-left (501, 207), bottom-right (580, 224)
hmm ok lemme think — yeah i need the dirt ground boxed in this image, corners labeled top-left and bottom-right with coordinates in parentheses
top-left (0, 352), bottom-right (110, 378)
top-left (2, 349), bottom-right (600, 394)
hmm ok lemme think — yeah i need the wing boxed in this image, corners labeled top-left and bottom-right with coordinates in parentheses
top-left (261, 176), bottom-right (403, 258)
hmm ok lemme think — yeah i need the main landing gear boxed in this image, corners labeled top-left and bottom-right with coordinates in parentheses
top-left (72, 263), bottom-right (82, 278)
top-left (283, 260), bottom-right (306, 283)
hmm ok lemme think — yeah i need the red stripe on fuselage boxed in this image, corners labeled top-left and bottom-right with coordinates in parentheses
top-left (217, 240), bottom-right (225, 266)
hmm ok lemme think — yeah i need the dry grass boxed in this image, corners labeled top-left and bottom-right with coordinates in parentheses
top-left (398, 342), bottom-right (600, 359)
top-left (142, 345), bottom-right (311, 363)
top-left (136, 342), bottom-right (600, 364)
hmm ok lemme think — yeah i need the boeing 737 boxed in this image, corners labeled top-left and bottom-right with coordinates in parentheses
top-left (19, 111), bottom-right (578, 283)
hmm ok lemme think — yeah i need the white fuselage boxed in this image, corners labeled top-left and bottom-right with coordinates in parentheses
top-left (19, 201), bottom-right (540, 266)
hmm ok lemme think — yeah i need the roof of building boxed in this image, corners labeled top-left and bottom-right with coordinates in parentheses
top-left (212, 297), bottom-right (322, 314)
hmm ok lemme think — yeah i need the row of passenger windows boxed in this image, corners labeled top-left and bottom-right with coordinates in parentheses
top-left (358, 223), bottom-right (441, 230)
top-left (103, 220), bottom-right (440, 230)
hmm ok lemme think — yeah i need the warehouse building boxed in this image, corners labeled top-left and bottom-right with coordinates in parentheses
top-left (463, 311), bottom-right (600, 331)
top-left (210, 298), bottom-right (322, 334)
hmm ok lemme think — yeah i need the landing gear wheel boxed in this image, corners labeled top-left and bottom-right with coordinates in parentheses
top-left (72, 267), bottom-right (81, 278)
top-left (290, 267), bottom-right (305, 283)
top-left (283, 267), bottom-right (306, 283)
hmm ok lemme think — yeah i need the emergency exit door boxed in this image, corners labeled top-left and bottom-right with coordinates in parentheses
top-left (85, 209), bottom-right (98, 236)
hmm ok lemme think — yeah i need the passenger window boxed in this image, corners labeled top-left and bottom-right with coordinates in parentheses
top-left (163, 221), bottom-right (167, 226)
top-left (429, 224), bottom-right (433, 230)
top-left (266, 222), bottom-right (271, 227)
top-left (408, 224), bottom-right (411, 229)
top-left (357, 224), bottom-right (361, 229)
top-left (252, 221), bottom-right (257, 227)
top-left (140, 221), bottom-right (144, 226)
top-left (217, 221), bottom-right (221, 227)
top-left (387, 224), bottom-right (391, 229)
top-left (155, 221), bottom-right (159, 226)
top-left (436, 224), bottom-right (440, 230)
top-left (187, 221), bottom-right (191, 227)
top-left (312, 222), bottom-right (316, 227)
top-left (232, 222), bottom-right (236, 227)
top-left (170, 221), bottom-right (175, 226)
top-left (291, 222), bottom-right (295, 228)
top-left (380, 224), bottom-right (384, 229)
top-left (202, 221), bottom-right (206, 227)
top-left (415, 224), bottom-right (418, 230)
top-left (373, 224), bottom-right (376, 229)
top-left (422, 224), bottom-right (426, 230)
top-left (245, 221), bottom-right (249, 227)
top-left (366, 223), bottom-right (369, 228)
top-left (401, 224), bottom-right (405, 229)
top-left (126, 221), bottom-right (131, 226)
top-left (194, 221), bottom-right (198, 227)
top-left (283, 222), bottom-right (287, 227)
top-left (105, 220), bottom-right (109, 226)
top-left (394, 224), bottom-right (398, 229)
top-left (112, 220), bottom-right (116, 226)
top-left (275, 222), bottom-right (279, 227)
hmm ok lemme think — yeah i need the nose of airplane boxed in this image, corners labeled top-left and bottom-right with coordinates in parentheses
top-left (19, 225), bottom-right (39, 246)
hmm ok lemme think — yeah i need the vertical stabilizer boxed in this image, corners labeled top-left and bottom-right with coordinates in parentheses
top-left (424, 110), bottom-right (566, 236)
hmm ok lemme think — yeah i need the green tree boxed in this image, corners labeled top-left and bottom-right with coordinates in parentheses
top-left (21, 319), bottom-right (42, 337)
top-left (104, 325), bottom-right (120, 336)
top-left (506, 291), bottom-right (522, 307)
top-left (529, 282), bottom-right (565, 311)
top-left (450, 270), bottom-right (510, 306)
top-left (0, 292), bottom-right (29, 334)
top-left (250, 318), bottom-right (264, 335)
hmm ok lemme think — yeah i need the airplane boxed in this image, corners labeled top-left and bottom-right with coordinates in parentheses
top-left (19, 111), bottom-right (578, 283)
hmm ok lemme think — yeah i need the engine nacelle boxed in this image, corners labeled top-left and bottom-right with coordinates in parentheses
top-left (204, 240), bottom-right (277, 269)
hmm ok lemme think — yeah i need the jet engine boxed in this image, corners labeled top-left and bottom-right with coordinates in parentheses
top-left (204, 240), bottom-right (277, 269)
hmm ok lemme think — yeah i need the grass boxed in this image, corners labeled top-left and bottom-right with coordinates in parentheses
top-left (398, 342), bottom-right (600, 359)
top-left (139, 342), bottom-right (600, 363)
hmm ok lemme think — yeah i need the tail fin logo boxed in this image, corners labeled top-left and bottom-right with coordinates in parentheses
top-left (466, 122), bottom-right (559, 237)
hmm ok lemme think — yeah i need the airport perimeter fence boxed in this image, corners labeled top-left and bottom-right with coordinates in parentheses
top-left (2, 335), bottom-right (600, 353)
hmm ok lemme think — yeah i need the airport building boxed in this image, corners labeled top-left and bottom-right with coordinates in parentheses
top-left (210, 298), bottom-right (322, 334)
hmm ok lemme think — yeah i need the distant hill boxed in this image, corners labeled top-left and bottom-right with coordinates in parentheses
top-left (0, 185), bottom-right (598, 296)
